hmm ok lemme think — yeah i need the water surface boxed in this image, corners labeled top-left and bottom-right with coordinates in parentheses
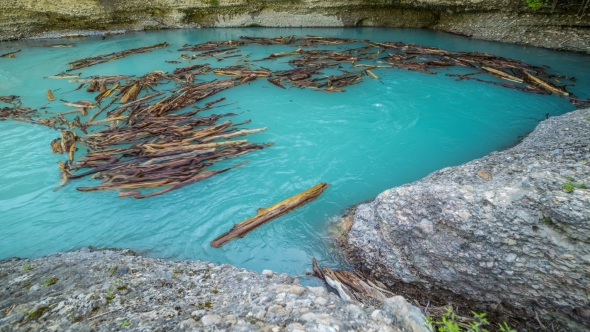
top-left (1, 28), bottom-right (589, 277)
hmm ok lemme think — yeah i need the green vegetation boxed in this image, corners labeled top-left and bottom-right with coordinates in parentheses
top-left (28, 306), bottom-right (48, 320)
top-left (43, 275), bottom-right (59, 287)
top-left (543, 217), bottom-right (552, 225)
top-left (106, 287), bottom-right (116, 302)
top-left (120, 320), bottom-right (131, 327)
top-left (562, 183), bottom-right (574, 193)
top-left (198, 301), bottom-right (213, 309)
top-left (427, 307), bottom-right (516, 332)
top-left (22, 264), bottom-right (32, 271)
top-left (562, 176), bottom-right (587, 193)
top-left (525, 0), bottom-right (548, 10)
top-left (172, 268), bottom-right (181, 279)
top-left (212, 289), bottom-right (219, 294)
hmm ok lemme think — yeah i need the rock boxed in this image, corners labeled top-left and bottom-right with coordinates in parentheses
top-left (344, 109), bottom-right (590, 330)
top-left (178, 318), bottom-right (198, 329)
top-left (201, 314), bottom-right (222, 326)
top-left (0, 248), bottom-right (426, 331)
top-left (262, 270), bottom-right (273, 277)
top-left (289, 286), bottom-right (306, 296)
top-left (477, 169), bottom-right (493, 181)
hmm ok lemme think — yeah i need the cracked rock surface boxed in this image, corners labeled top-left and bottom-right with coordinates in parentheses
top-left (344, 108), bottom-right (590, 330)
top-left (0, 248), bottom-right (427, 331)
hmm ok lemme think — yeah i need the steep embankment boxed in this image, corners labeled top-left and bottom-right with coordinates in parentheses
top-left (0, 0), bottom-right (588, 53)
top-left (343, 108), bottom-right (590, 330)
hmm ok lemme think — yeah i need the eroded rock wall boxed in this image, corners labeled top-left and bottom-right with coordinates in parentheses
top-left (0, 0), bottom-right (589, 53)
top-left (343, 109), bottom-right (590, 329)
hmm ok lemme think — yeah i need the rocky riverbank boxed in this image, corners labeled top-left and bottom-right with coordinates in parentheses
top-left (342, 108), bottom-right (590, 330)
top-left (0, 0), bottom-right (589, 53)
top-left (0, 248), bottom-right (428, 331)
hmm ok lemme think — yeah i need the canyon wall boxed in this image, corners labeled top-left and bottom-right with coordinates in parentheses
top-left (0, 0), bottom-right (588, 52)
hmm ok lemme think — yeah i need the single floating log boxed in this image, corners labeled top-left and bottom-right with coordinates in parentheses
top-left (0, 49), bottom-right (21, 58)
top-left (211, 182), bottom-right (330, 248)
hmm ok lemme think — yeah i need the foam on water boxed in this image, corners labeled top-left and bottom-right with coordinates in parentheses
top-left (1, 28), bottom-right (589, 277)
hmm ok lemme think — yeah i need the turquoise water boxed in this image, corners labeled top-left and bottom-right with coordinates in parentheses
top-left (1, 28), bottom-right (589, 277)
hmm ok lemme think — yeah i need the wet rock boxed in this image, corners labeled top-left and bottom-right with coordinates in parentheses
top-left (344, 108), bottom-right (590, 330)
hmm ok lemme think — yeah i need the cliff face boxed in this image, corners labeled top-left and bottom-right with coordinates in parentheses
top-left (0, 0), bottom-right (589, 53)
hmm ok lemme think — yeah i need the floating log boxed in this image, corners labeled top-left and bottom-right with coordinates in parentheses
top-left (46, 90), bottom-right (56, 101)
top-left (43, 44), bottom-right (75, 48)
top-left (523, 70), bottom-right (569, 96)
top-left (0, 49), bottom-right (21, 58)
top-left (67, 42), bottom-right (169, 71)
top-left (481, 66), bottom-right (523, 83)
top-left (0, 95), bottom-right (20, 104)
top-left (211, 182), bottom-right (330, 247)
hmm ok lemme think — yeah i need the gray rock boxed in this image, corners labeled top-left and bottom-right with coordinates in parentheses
top-left (344, 108), bottom-right (590, 330)
top-left (0, 248), bottom-right (428, 331)
top-left (201, 314), bottom-right (222, 326)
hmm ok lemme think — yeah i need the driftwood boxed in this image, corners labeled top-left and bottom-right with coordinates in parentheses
top-left (314, 259), bottom-right (393, 305)
top-left (67, 43), bottom-right (169, 71)
top-left (1, 34), bottom-right (587, 203)
top-left (46, 90), bottom-right (56, 101)
top-left (0, 49), bottom-right (21, 58)
top-left (211, 183), bottom-right (330, 247)
top-left (174, 35), bottom-right (584, 103)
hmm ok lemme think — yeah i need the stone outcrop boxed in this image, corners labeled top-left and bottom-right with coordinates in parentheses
top-left (0, 248), bottom-right (428, 331)
top-left (343, 108), bottom-right (590, 329)
top-left (0, 0), bottom-right (589, 53)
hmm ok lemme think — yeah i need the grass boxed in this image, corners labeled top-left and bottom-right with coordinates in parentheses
top-left (427, 307), bottom-right (516, 332)
top-left (106, 287), bottom-right (116, 302)
top-left (198, 301), bottom-right (212, 309)
top-left (43, 275), bottom-right (59, 287)
top-left (120, 320), bottom-right (131, 327)
top-left (22, 264), bottom-right (32, 271)
top-left (562, 176), bottom-right (587, 193)
top-left (543, 217), bottom-right (552, 225)
top-left (27, 306), bottom-right (48, 320)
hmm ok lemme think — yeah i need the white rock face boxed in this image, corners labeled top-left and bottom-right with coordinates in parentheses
top-left (345, 108), bottom-right (590, 330)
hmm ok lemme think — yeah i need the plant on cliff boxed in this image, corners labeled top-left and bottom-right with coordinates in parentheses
top-left (562, 176), bottom-right (587, 193)
top-left (428, 307), bottom-right (516, 332)
top-left (525, 0), bottom-right (549, 10)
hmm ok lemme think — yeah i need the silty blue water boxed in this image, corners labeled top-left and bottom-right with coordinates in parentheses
top-left (1, 28), bottom-right (589, 278)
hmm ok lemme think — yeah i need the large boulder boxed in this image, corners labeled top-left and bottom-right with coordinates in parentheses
top-left (344, 109), bottom-right (590, 329)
